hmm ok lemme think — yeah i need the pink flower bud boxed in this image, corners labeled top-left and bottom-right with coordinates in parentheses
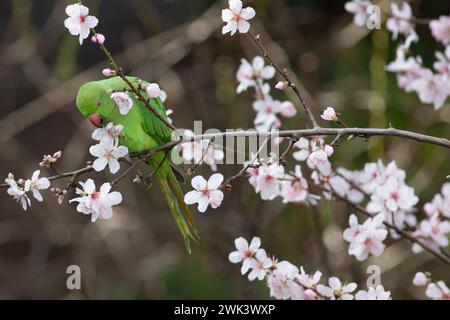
top-left (304, 289), bottom-right (317, 300)
top-left (412, 272), bottom-right (428, 286)
top-left (275, 81), bottom-right (289, 90)
top-left (53, 151), bottom-right (62, 159)
top-left (273, 137), bottom-right (284, 145)
top-left (324, 145), bottom-right (334, 157)
top-left (91, 33), bottom-right (106, 45)
top-left (145, 83), bottom-right (161, 99)
top-left (39, 161), bottom-right (48, 168)
top-left (102, 68), bottom-right (117, 77)
top-left (17, 179), bottom-right (25, 185)
top-left (280, 101), bottom-right (297, 117)
top-left (321, 107), bottom-right (338, 121)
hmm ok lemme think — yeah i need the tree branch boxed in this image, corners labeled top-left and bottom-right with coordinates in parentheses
top-left (247, 31), bottom-right (319, 128)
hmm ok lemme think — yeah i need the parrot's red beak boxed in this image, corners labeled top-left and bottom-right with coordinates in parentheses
top-left (88, 113), bottom-right (102, 128)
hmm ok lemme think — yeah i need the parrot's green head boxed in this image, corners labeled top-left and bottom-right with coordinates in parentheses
top-left (76, 81), bottom-right (116, 128)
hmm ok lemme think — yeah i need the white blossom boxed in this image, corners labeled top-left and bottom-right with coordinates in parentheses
top-left (247, 249), bottom-right (272, 281)
top-left (228, 237), bottom-right (261, 275)
top-left (343, 214), bottom-right (388, 261)
top-left (89, 139), bottom-right (129, 174)
top-left (5, 176), bottom-right (31, 211)
top-left (317, 277), bottom-right (357, 300)
top-left (69, 179), bottom-right (122, 222)
top-left (344, 0), bottom-right (372, 27)
top-left (236, 56), bottom-right (276, 93)
top-left (111, 92), bottom-right (133, 115)
top-left (92, 122), bottom-right (124, 145)
top-left (222, 0), bottom-right (255, 36)
top-left (64, 3), bottom-right (98, 45)
top-left (184, 174), bottom-right (224, 212)
top-left (24, 170), bottom-right (50, 202)
top-left (386, 2), bottom-right (414, 40)
top-left (425, 281), bottom-right (450, 300)
top-left (355, 286), bottom-right (391, 300)
top-left (320, 107), bottom-right (338, 121)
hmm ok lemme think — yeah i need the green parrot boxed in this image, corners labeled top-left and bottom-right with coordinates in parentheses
top-left (76, 76), bottom-right (198, 252)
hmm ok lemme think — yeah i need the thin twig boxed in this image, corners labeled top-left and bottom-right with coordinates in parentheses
top-left (247, 31), bottom-right (318, 128)
top-left (219, 136), bottom-right (270, 190)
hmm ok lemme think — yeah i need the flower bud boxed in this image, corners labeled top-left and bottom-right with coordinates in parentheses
top-left (275, 81), bottom-right (289, 90)
top-left (145, 83), bottom-right (161, 99)
top-left (91, 33), bottom-right (105, 45)
top-left (412, 272), bottom-right (428, 286)
top-left (102, 68), bottom-right (117, 77)
top-left (280, 101), bottom-right (297, 117)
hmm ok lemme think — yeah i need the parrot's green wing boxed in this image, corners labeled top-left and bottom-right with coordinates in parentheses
top-left (140, 97), bottom-right (172, 144)
top-left (134, 82), bottom-right (199, 251)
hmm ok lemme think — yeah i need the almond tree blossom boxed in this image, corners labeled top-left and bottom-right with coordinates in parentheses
top-left (228, 237), bottom-right (388, 300)
top-left (228, 237), bottom-right (261, 275)
top-left (64, 3), bottom-right (98, 45)
top-left (345, 2), bottom-right (450, 110)
top-left (253, 97), bottom-right (283, 129)
top-left (425, 281), bottom-right (450, 300)
top-left (91, 33), bottom-right (105, 45)
top-left (221, 0), bottom-right (255, 36)
top-left (184, 174), bottom-right (224, 213)
top-left (281, 165), bottom-right (308, 203)
top-left (89, 139), bottom-right (129, 174)
top-left (24, 170), bottom-right (51, 202)
top-left (177, 130), bottom-right (224, 171)
top-left (92, 123), bottom-right (124, 145)
top-left (423, 183), bottom-right (450, 219)
top-left (411, 213), bottom-right (450, 253)
top-left (344, 0), bottom-right (373, 27)
top-left (343, 214), bottom-right (388, 261)
top-left (69, 179), bottom-right (122, 222)
top-left (111, 92), bottom-right (133, 115)
top-left (5, 175), bottom-right (31, 211)
top-left (145, 83), bottom-right (161, 99)
top-left (412, 272), bottom-right (429, 286)
top-left (320, 107), bottom-right (337, 121)
top-left (434, 46), bottom-right (450, 78)
top-left (316, 277), bottom-right (357, 300)
top-left (292, 137), bottom-right (312, 162)
top-left (366, 175), bottom-right (418, 231)
top-left (247, 249), bottom-right (272, 281)
top-left (355, 286), bottom-right (391, 300)
top-left (236, 56), bottom-right (276, 93)
top-left (409, 70), bottom-right (450, 110)
top-left (386, 2), bottom-right (414, 40)
top-left (430, 15), bottom-right (450, 45)
top-left (102, 68), bottom-right (117, 77)
top-left (254, 163), bottom-right (285, 201)
top-left (335, 168), bottom-right (365, 204)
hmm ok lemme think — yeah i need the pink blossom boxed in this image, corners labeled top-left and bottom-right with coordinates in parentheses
top-left (430, 15), bottom-right (450, 45)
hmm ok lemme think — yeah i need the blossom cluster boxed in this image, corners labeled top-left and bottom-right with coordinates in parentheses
top-left (69, 123), bottom-right (127, 221)
top-left (345, 0), bottom-right (450, 109)
top-left (413, 272), bottom-right (450, 300)
top-left (176, 129), bottom-right (224, 172)
top-left (4, 171), bottom-right (51, 211)
top-left (229, 236), bottom-right (391, 300)
top-left (236, 56), bottom-right (297, 130)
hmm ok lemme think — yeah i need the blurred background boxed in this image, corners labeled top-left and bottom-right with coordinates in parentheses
top-left (0, 0), bottom-right (449, 299)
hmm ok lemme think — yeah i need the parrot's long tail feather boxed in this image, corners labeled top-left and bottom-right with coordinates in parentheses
top-left (154, 161), bottom-right (199, 253)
